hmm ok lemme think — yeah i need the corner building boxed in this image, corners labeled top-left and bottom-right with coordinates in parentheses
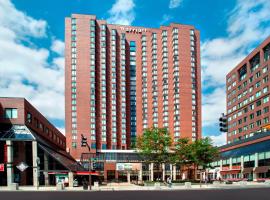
top-left (226, 36), bottom-right (270, 144)
top-left (65, 14), bottom-right (202, 160)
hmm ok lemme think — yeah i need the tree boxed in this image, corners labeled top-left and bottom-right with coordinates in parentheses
top-left (171, 138), bottom-right (193, 167)
top-left (192, 137), bottom-right (219, 169)
top-left (171, 137), bottom-right (219, 180)
top-left (136, 127), bottom-right (172, 181)
top-left (192, 137), bottom-right (219, 183)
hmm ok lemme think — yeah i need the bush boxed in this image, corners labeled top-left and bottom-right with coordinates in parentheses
top-left (172, 179), bottom-right (201, 183)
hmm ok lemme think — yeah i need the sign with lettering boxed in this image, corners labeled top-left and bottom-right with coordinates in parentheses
top-left (0, 164), bottom-right (4, 172)
top-left (120, 27), bottom-right (147, 33)
top-left (116, 163), bottom-right (141, 171)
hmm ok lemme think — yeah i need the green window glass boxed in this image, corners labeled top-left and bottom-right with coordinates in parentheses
top-left (258, 152), bottom-right (265, 160)
top-left (266, 151), bottom-right (270, 159)
top-left (244, 155), bottom-right (250, 162)
top-left (5, 108), bottom-right (18, 119)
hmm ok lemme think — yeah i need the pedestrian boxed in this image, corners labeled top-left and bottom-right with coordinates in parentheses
top-left (167, 177), bottom-right (172, 188)
top-left (169, 177), bottom-right (172, 188)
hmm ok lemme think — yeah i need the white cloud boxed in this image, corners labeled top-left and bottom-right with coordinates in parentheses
top-left (202, 0), bottom-right (270, 145)
top-left (0, 0), bottom-right (47, 38)
top-left (169, 0), bottom-right (182, 9)
top-left (51, 39), bottom-right (65, 56)
top-left (202, 88), bottom-right (226, 127)
top-left (209, 132), bottom-right (227, 147)
top-left (160, 14), bottom-right (173, 25)
top-left (107, 0), bottom-right (135, 25)
top-left (202, 0), bottom-right (270, 87)
top-left (0, 0), bottom-right (65, 121)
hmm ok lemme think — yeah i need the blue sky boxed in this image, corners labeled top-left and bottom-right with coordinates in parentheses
top-left (0, 0), bottom-right (270, 146)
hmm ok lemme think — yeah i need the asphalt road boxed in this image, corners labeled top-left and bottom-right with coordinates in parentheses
top-left (1, 188), bottom-right (270, 200)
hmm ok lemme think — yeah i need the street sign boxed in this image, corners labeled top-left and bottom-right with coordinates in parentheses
top-left (0, 164), bottom-right (4, 172)
top-left (16, 162), bottom-right (29, 172)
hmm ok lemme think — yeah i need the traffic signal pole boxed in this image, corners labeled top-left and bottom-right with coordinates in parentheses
top-left (89, 157), bottom-right (92, 191)
top-left (81, 134), bottom-right (92, 190)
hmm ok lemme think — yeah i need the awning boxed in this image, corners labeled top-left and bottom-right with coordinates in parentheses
top-left (243, 167), bottom-right (254, 173)
top-left (0, 125), bottom-right (35, 141)
top-left (48, 172), bottom-right (68, 175)
top-left (254, 166), bottom-right (270, 173)
top-left (39, 144), bottom-right (84, 172)
top-left (220, 169), bottom-right (241, 174)
top-left (75, 171), bottom-right (100, 176)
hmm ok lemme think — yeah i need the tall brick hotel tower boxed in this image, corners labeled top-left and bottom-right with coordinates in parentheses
top-left (65, 14), bottom-right (201, 159)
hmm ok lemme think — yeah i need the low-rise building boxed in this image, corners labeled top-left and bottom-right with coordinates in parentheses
top-left (208, 131), bottom-right (270, 181)
top-left (0, 97), bottom-right (83, 187)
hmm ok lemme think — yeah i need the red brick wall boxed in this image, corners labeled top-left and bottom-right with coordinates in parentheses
top-left (226, 36), bottom-right (270, 144)
top-left (65, 14), bottom-right (202, 160)
top-left (0, 97), bottom-right (65, 150)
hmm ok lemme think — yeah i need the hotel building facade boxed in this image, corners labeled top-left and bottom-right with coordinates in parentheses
top-left (226, 36), bottom-right (270, 144)
top-left (65, 14), bottom-right (202, 160)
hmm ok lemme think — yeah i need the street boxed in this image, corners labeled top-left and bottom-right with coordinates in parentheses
top-left (1, 188), bottom-right (270, 200)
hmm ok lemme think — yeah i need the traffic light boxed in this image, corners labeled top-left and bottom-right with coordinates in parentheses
top-left (81, 134), bottom-right (87, 147)
top-left (219, 113), bottom-right (228, 132)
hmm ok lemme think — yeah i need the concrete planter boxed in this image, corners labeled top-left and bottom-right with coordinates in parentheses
top-left (10, 183), bottom-right (19, 191)
top-left (184, 182), bottom-right (192, 188)
top-left (56, 182), bottom-right (65, 190)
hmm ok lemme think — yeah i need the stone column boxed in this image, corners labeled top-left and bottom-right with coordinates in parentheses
top-left (115, 171), bottom-right (119, 181)
top-left (68, 172), bottom-right (74, 187)
top-left (6, 140), bottom-right (14, 187)
top-left (162, 163), bottom-right (165, 181)
top-left (220, 160), bottom-right (223, 179)
top-left (253, 153), bottom-right (258, 181)
top-left (104, 170), bottom-right (108, 182)
top-left (229, 157), bottom-right (233, 179)
top-left (240, 155), bottom-right (244, 178)
top-left (150, 163), bottom-right (154, 181)
top-left (32, 141), bottom-right (39, 187)
top-left (173, 165), bottom-right (176, 180)
top-left (229, 158), bottom-right (233, 169)
top-left (220, 160), bottom-right (223, 168)
top-left (170, 164), bottom-right (173, 179)
top-left (127, 171), bottom-right (131, 183)
top-left (138, 164), bottom-right (143, 181)
top-left (44, 153), bottom-right (49, 186)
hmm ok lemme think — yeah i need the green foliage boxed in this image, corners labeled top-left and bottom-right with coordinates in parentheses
top-left (136, 127), bottom-right (172, 163)
top-left (171, 138), bottom-right (194, 166)
top-left (191, 137), bottom-right (219, 168)
top-left (136, 128), bottom-right (219, 177)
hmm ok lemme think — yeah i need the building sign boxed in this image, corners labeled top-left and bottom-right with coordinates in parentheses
top-left (0, 164), bottom-right (4, 172)
top-left (120, 27), bottom-right (147, 33)
top-left (116, 163), bottom-right (141, 171)
top-left (16, 162), bottom-right (29, 172)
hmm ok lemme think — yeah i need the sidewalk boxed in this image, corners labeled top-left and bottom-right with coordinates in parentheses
top-left (1, 182), bottom-right (270, 191)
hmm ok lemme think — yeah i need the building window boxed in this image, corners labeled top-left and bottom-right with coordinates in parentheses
top-left (72, 142), bottom-right (77, 149)
top-left (27, 112), bottom-right (32, 123)
top-left (4, 108), bottom-right (18, 119)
